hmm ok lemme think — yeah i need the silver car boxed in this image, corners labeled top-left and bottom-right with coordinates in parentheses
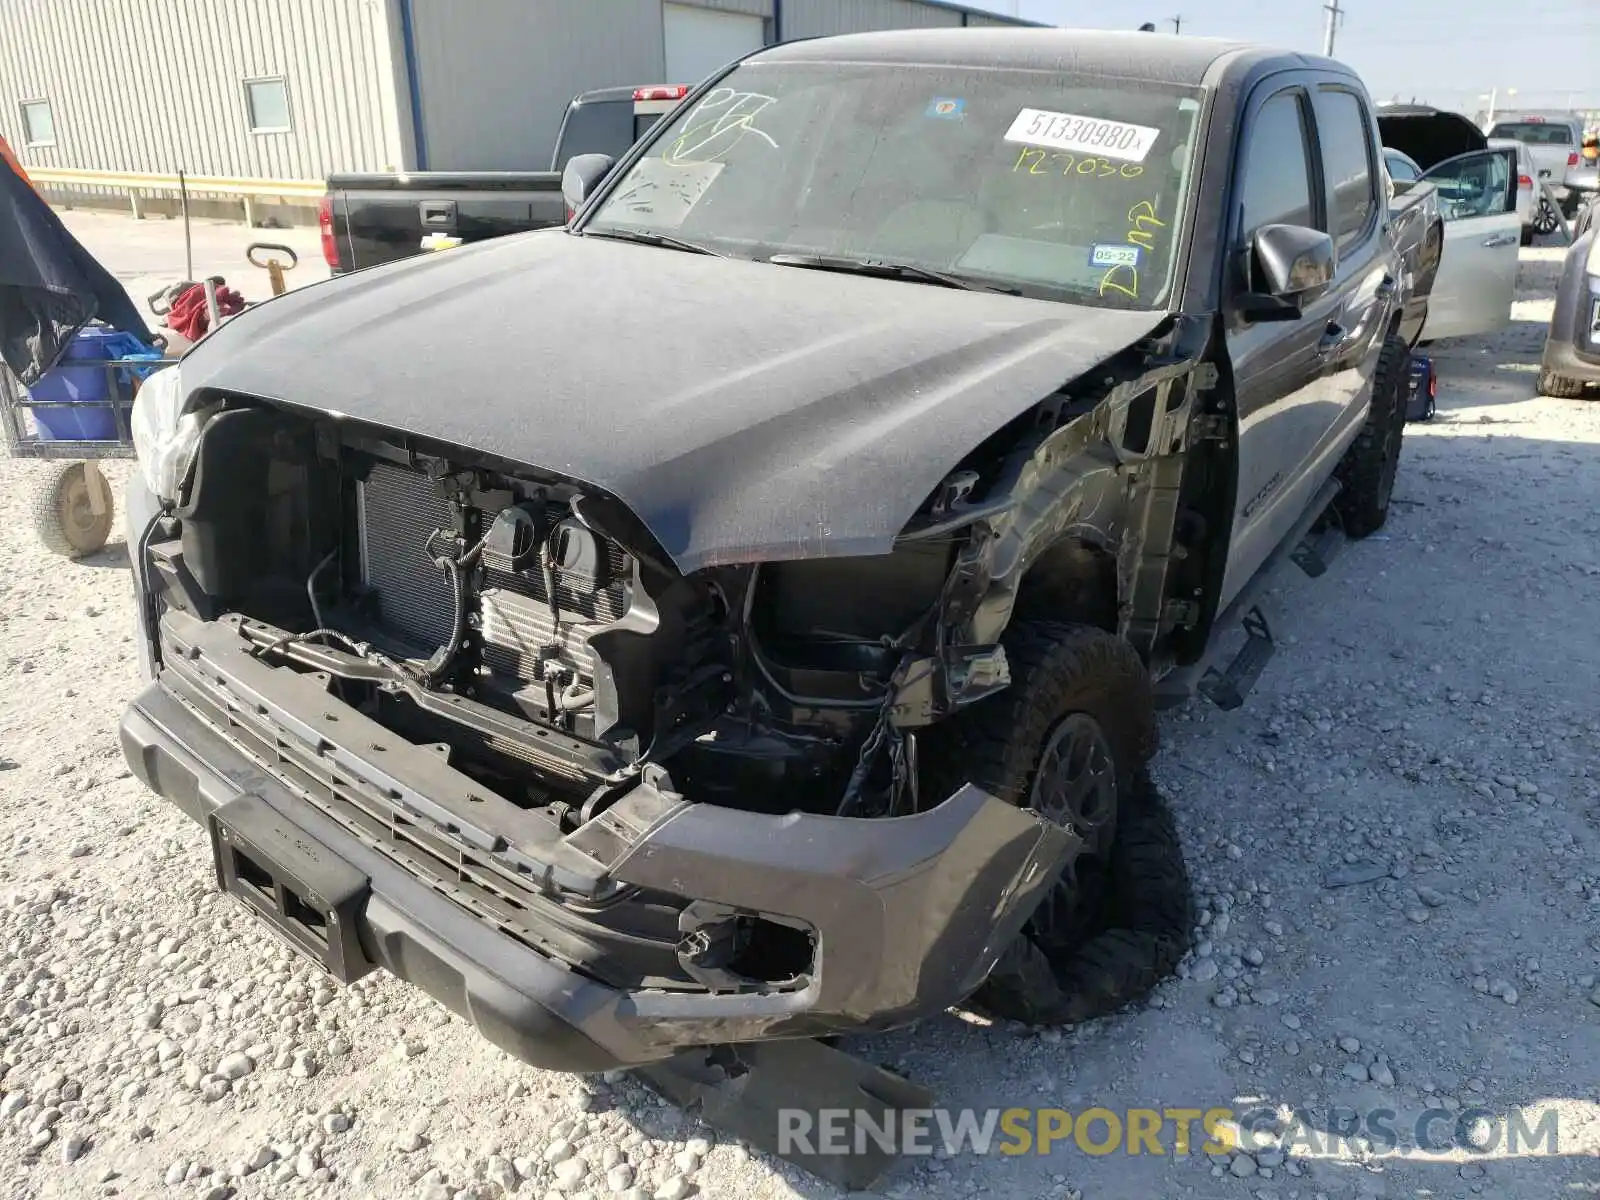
top-left (1538, 198), bottom-right (1600, 398)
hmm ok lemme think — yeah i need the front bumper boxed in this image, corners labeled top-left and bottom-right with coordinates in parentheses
top-left (120, 612), bottom-right (1071, 1073)
top-left (1542, 330), bottom-right (1600, 382)
top-left (1542, 249), bottom-right (1600, 382)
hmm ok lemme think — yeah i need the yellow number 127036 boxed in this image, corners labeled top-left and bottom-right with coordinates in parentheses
top-left (1013, 148), bottom-right (1145, 180)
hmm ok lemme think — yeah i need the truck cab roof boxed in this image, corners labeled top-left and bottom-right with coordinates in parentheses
top-left (758, 27), bottom-right (1342, 90)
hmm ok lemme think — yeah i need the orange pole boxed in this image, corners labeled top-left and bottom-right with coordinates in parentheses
top-left (0, 136), bottom-right (38, 192)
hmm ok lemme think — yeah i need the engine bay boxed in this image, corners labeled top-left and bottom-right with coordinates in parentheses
top-left (149, 402), bottom-right (1000, 828)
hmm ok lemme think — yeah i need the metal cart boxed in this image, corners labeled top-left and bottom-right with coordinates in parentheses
top-left (1, 356), bottom-right (143, 558)
top-left (2, 253), bottom-right (289, 559)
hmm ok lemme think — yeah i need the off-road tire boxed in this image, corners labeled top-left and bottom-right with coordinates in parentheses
top-left (921, 621), bottom-right (1191, 1026)
top-left (1538, 368), bottom-right (1590, 400)
top-left (978, 770), bottom-right (1192, 1025)
top-left (29, 462), bottom-right (114, 559)
top-left (1334, 332), bottom-right (1410, 538)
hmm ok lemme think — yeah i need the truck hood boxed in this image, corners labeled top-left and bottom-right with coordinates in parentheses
top-left (177, 232), bottom-right (1165, 573)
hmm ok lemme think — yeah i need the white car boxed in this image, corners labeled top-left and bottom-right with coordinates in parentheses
top-left (1377, 104), bottom-right (1524, 343)
top-left (1487, 137), bottom-right (1545, 242)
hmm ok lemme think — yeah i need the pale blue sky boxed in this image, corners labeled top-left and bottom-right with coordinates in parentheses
top-left (971, 0), bottom-right (1600, 112)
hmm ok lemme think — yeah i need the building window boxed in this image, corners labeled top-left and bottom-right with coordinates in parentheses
top-left (244, 77), bottom-right (291, 134)
top-left (19, 99), bottom-right (55, 147)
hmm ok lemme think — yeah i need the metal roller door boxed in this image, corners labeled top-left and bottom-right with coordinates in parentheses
top-left (664, 4), bottom-right (765, 85)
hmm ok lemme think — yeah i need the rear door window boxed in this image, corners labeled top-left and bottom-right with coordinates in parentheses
top-left (1314, 89), bottom-right (1378, 255)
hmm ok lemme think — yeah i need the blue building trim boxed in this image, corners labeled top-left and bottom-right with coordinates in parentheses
top-left (398, 0), bottom-right (429, 170)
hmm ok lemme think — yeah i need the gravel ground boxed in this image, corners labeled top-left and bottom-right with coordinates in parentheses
top-left (1, 232), bottom-right (1597, 1200)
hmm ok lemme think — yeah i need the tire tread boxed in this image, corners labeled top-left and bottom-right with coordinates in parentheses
top-left (922, 623), bottom-right (1190, 1028)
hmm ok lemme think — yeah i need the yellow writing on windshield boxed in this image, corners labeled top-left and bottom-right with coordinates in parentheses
top-left (1012, 148), bottom-right (1145, 180)
top-left (1099, 199), bottom-right (1167, 300)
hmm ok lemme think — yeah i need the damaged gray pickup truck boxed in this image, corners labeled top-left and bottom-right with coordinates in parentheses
top-left (121, 28), bottom-right (1418, 1114)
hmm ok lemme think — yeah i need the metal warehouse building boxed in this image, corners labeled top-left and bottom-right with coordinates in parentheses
top-left (0, 0), bottom-right (1034, 194)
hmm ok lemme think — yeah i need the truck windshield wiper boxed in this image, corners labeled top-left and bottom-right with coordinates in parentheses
top-left (582, 227), bottom-right (726, 256)
top-left (766, 253), bottom-right (1022, 295)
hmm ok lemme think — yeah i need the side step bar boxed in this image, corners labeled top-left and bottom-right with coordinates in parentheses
top-left (1290, 509), bottom-right (1345, 579)
top-left (1154, 477), bottom-right (1341, 710)
top-left (1197, 606), bottom-right (1274, 711)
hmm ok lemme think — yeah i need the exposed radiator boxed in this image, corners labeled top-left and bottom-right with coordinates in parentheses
top-left (356, 461), bottom-right (631, 686)
top-left (357, 463), bottom-right (457, 650)
top-left (479, 542), bottom-right (629, 685)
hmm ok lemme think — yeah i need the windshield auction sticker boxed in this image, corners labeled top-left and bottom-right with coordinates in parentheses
top-left (1005, 109), bottom-right (1161, 163)
top-left (605, 157), bottom-right (724, 226)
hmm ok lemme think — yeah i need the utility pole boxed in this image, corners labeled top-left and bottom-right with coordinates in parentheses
top-left (1323, 0), bottom-right (1343, 56)
top-left (1169, 14), bottom-right (1183, 33)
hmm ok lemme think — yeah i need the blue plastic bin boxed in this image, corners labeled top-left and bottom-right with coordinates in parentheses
top-left (27, 327), bottom-right (130, 441)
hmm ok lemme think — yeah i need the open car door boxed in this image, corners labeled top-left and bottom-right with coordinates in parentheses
top-left (1418, 146), bottom-right (1521, 341)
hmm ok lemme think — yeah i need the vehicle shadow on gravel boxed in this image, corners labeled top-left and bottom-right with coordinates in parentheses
top-left (77, 539), bottom-right (130, 569)
top-left (1421, 321), bottom-right (1552, 407)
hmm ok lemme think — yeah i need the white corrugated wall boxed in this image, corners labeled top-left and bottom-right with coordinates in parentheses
top-left (0, 0), bottom-right (405, 180)
top-left (0, 0), bottom-right (1036, 183)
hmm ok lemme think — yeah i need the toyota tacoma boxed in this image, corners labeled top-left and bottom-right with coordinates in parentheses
top-left (120, 30), bottom-right (1462, 1094)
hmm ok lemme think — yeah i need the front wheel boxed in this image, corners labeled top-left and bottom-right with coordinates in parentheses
top-left (1334, 332), bottom-right (1410, 538)
top-left (921, 621), bottom-right (1191, 1025)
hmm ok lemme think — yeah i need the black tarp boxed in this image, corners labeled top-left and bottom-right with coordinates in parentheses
top-left (0, 152), bottom-right (152, 385)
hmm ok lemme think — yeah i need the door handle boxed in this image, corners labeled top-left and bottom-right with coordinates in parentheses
top-left (1318, 322), bottom-right (1350, 355)
top-left (1482, 232), bottom-right (1518, 248)
top-left (419, 199), bottom-right (456, 228)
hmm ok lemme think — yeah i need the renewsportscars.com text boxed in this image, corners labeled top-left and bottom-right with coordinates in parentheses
top-left (777, 1105), bottom-right (1563, 1158)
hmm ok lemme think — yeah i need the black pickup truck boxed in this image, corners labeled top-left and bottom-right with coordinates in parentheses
top-left (319, 85), bottom-right (689, 273)
top-left (124, 29), bottom-right (1466, 1179)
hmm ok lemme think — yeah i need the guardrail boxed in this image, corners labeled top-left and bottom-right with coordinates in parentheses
top-left (26, 168), bottom-right (322, 226)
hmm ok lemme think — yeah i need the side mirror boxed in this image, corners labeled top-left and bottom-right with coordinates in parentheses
top-left (561, 154), bottom-right (615, 219)
top-left (1238, 223), bottom-right (1336, 321)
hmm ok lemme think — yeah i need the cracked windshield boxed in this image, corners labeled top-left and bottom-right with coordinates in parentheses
top-left (587, 64), bottom-right (1203, 308)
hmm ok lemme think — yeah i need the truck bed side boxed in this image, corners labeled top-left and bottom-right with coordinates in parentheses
top-left (1387, 180), bottom-right (1442, 346)
top-left (326, 172), bottom-right (566, 273)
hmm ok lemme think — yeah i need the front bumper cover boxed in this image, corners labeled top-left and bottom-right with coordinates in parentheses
top-left (121, 613), bottom-right (1073, 1073)
top-left (1542, 251), bottom-right (1600, 382)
